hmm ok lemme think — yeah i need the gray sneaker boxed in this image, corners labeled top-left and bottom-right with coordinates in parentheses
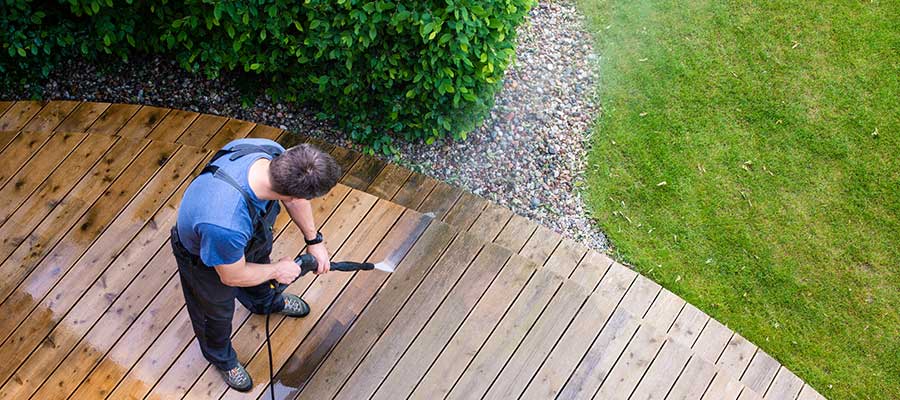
top-left (220, 363), bottom-right (252, 392)
top-left (280, 294), bottom-right (310, 317)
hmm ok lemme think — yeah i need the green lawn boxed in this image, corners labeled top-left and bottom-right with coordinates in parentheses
top-left (578, 0), bottom-right (899, 398)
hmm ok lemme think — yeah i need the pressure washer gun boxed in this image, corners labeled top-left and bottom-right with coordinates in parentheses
top-left (269, 254), bottom-right (394, 293)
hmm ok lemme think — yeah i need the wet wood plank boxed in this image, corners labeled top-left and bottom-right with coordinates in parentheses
top-left (0, 144), bottom-right (207, 399)
top-left (0, 130), bottom-right (54, 188)
top-left (175, 114), bottom-right (228, 147)
top-left (88, 185), bottom-right (350, 400)
top-left (391, 173), bottom-right (436, 210)
top-left (417, 181), bottom-right (462, 220)
top-left (86, 103), bottom-right (141, 134)
top-left (117, 105), bottom-right (170, 139)
top-left (628, 339), bottom-right (693, 400)
top-left (145, 190), bottom-right (378, 400)
top-left (666, 356), bottom-right (718, 400)
top-left (146, 109), bottom-right (200, 143)
top-left (314, 232), bottom-right (488, 400)
top-left (341, 154), bottom-right (386, 191)
top-left (368, 163), bottom-right (412, 200)
top-left (20, 100), bottom-right (79, 132)
top-left (55, 102), bottom-right (110, 132)
top-left (328, 146), bottom-right (362, 179)
top-left (0, 132), bottom-right (88, 224)
top-left (268, 213), bottom-right (449, 400)
top-left (519, 259), bottom-right (636, 400)
top-left (442, 191), bottom-right (488, 232)
top-left (275, 131), bottom-right (308, 149)
top-left (0, 101), bottom-right (45, 131)
top-left (377, 252), bottom-right (535, 400)
top-left (247, 125), bottom-right (283, 141)
top-left (0, 143), bottom-right (200, 393)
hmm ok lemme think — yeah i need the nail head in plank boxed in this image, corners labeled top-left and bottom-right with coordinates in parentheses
top-left (55, 102), bottom-right (110, 132)
top-left (492, 213), bottom-right (537, 253)
top-left (372, 252), bottom-right (533, 400)
top-left (666, 356), bottom-right (718, 400)
top-left (86, 103), bottom-right (141, 134)
top-left (741, 349), bottom-right (781, 393)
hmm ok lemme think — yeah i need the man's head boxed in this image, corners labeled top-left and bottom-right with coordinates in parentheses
top-left (269, 144), bottom-right (341, 199)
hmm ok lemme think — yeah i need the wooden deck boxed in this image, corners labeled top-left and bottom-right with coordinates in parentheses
top-left (0, 101), bottom-right (824, 400)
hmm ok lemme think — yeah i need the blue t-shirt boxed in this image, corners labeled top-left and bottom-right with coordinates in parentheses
top-left (176, 138), bottom-right (285, 266)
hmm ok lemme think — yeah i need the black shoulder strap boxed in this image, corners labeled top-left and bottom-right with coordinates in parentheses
top-left (200, 143), bottom-right (284, 224)
top-left (202, 165), bottom-right (260, 224)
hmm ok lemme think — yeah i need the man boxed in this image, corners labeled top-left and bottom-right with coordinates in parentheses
top-left (170, 137), bottom-right (341, 391)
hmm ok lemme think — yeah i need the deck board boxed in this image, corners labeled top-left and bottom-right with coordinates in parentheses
top-left (0, 102), bottom-right (820, 400)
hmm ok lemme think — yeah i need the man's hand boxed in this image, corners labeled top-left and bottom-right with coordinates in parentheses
top-left (306, 243), bottom-right (330, 274)
top-left (273, 257), bottom-right (301, 284)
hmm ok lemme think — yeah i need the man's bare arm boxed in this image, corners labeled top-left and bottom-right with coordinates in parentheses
top-left (283, 198), bottom-right (331, 273)
top-left (215, 256), bottom-right (300, 287)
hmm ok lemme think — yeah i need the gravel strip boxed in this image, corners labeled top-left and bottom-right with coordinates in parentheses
top-left (5, 0), bottom-right (607, 251)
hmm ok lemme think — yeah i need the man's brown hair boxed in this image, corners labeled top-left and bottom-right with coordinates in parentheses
top-left (269, 144), bottom-right (341, 199)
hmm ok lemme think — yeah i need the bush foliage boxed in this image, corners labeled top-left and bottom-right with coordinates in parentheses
top-left (1, 0), bottom-right (534, 151)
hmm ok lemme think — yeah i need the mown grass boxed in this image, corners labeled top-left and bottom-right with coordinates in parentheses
top-left (578, 0), bottom-right (898, 398)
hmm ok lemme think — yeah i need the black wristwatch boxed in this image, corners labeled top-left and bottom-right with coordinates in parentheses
top-left (304, 231), bottom-right (324, 246)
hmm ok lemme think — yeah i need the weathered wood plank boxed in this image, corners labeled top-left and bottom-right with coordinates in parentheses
top-left (795, 384), bottom-right (825, 400)
top-left (591, 324), bottom-right (666, 399)
top-left (669, 303), bottom-right (710, 349)
top-left (417, 181), bottom-right (462, 220)
top-left (0, 144), bottom-right (203, 396)
top-left (692, 317), bottom-right (733, 364)
top-left (741, 349), bottom-right (780, 393)
top-left (493, 213), bottom-right (537, 253)
top-left (764, 367), bottom-right (804, 400)
top-left (0, 132), bottom-right (88, 223)
top-left (519, 259), bottom-right (636, 400)
top-left (643, 288), bottom-right (686, 333)
top-left (341, 154), bottom-right (386, 191)
top-left (367, 163), bottom-right (412, 200)
top-left (314, 232), bottom-right (487, 400)
top-left (620, 274), bottom-right (663, 319)
top-left (1, 144), bottom-right (207, 398)
top-left (0, 101), bottom-right (44, 131)
top-left (188, 200), bottom-right (411, 400)
top-left (628, 339), bottom-right (693, 400)
top-left (20, 100), bottom-right (79, 132)
top-left (665, 356), bottom-right (718, 400)
top-left (328, 146), bottom-right (362, 179)
top-left (175, 114), bottom-right (228, 147)
top-left (391, 173), bottom-right (436, 210)
top-left (275, 215), bottom-right (455, 400)
top-left (0, 130), bottom-right (54, 188)
top-left (700, 372), bottom-right (744, 400)
top-left (146, 190), bottom-right (378, 400)
top-left (55, 102), bottom-right (110, 132)
top-left (146, 109), bottom-right (200, 143)
top-left (83, 184), bottom-right (350, 400)
top-left (86, 103), bottom-right (141, 134)
top-left (717, 333), bottom-right (758, 380)
top-left (556, 307), bottom-right (641, 399)
top-left (421, 267), bottom-right (565, 400)
top-left (117, 105), bottom-right (170, 139)
top-left (442, 191), bottom-right (489, 232)
top-left (466, 202), bottom-right (512, 243)
top-left (518, 225), bottom-right (561, 266)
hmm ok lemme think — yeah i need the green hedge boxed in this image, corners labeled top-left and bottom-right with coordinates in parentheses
top-left (1, 0), bottom-right (534, 152)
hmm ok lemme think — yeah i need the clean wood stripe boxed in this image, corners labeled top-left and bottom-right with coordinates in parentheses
top-left (741, 349), bottom-right (781, 393)
top-left (86, 104), bottom-right (141, 134)
top-left (55, 102), bottom-right (110, 132)
top-left (0, 130), bottom-right (55, 188)
top-left (20, 100), bottom-right (79, 132)
top-left (0, 101), bottom-right (45, 131)
top-left (146, 109), bottom-right (200, 142)
top-left (175, 114), bottom-right (228, 147)
top-left (117, 106), bottom-right (170, 139)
